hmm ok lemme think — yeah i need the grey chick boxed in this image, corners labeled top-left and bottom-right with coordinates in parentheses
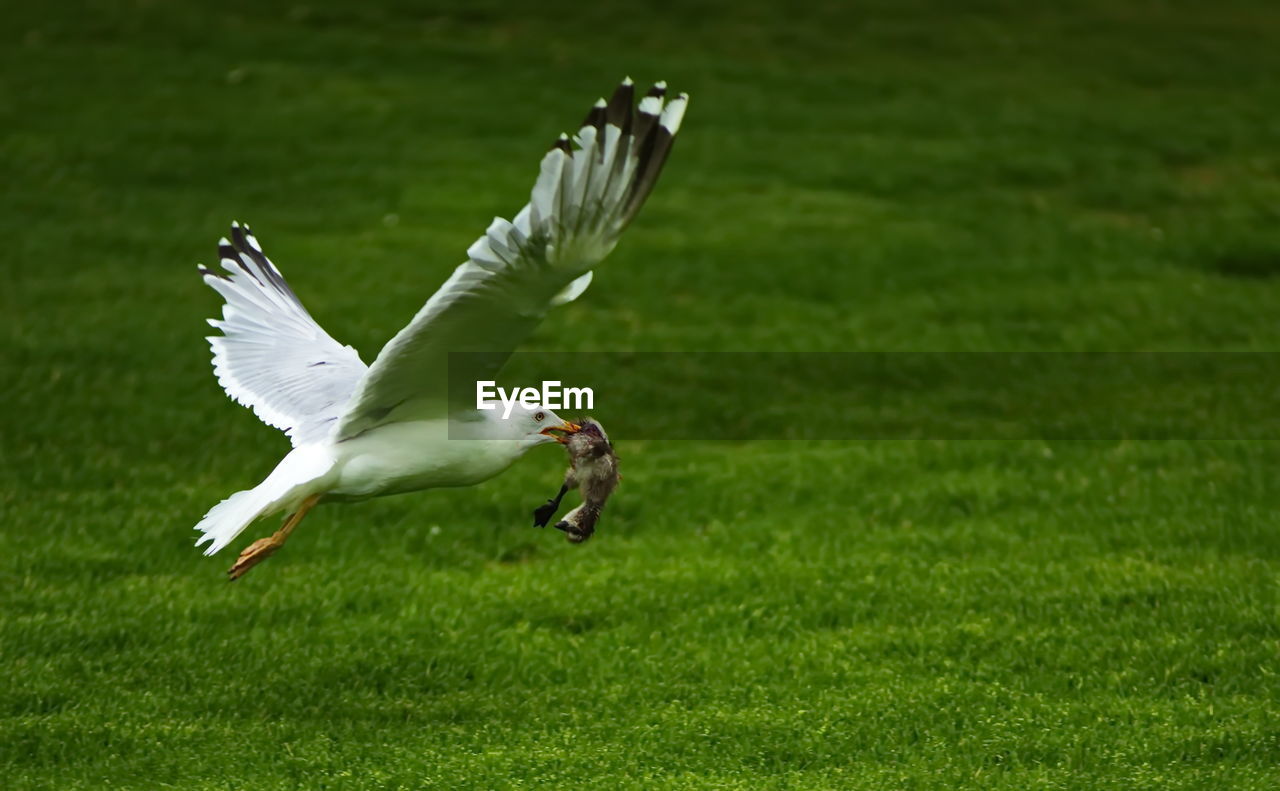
top-left (532, 419), bottom-right (619, 543)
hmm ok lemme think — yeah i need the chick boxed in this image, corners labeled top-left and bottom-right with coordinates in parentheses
top-left (532, 419), bottom-right (619, 543)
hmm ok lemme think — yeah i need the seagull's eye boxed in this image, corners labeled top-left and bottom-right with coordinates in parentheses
top-left (534, 411), bottom-right (546, 422)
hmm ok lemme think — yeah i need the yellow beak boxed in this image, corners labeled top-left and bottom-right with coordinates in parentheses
top-left (539, 420), bottom-right (582, 444)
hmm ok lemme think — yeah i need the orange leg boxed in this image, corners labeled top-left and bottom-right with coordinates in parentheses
top-left (227, 494), bottom-right (322, 581)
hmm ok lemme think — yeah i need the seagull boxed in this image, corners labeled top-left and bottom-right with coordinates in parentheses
top-left (192, 79), bottom-right (688, 579)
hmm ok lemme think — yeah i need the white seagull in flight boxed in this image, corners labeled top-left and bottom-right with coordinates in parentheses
top-left (192, 79), bottom-right (688, 579)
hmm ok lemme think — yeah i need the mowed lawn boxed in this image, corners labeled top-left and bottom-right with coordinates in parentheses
top-left (4, 1), bottom-right (1280, 788)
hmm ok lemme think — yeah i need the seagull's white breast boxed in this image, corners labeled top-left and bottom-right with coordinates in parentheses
top-left (326, 420), bottom-right (525, 501)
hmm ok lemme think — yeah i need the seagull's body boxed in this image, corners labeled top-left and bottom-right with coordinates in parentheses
top-left (330, 417), bottom-right (538, 500)
top-left (191, 79), bottom-right (688, 577)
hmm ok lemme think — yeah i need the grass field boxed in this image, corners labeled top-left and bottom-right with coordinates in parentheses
top-left (4, 1), bottom-right (1280, 788)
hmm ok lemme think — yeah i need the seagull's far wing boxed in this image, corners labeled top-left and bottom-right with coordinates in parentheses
top-left (200, 223), bottom-right (368, 446)
top-left (334, 79), bottom-right (688, 439)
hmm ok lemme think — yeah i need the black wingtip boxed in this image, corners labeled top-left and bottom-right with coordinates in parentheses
top-left (580, 99), bottom-right (606, 134)
top-left (618, 83), bottom-right (682, 228)
top-left (228, 222), bottom-right (245, 251)
top-left (551, 133), bottom-right (572, 154)
top-left (605, 79), bottom-right (635, 134)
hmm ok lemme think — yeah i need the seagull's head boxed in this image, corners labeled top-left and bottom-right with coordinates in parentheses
top-left (501, 404), bottom-right (581, 448)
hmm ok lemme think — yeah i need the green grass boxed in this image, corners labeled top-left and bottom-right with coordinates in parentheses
top-left (4, 1), bottom-right (1280, 788)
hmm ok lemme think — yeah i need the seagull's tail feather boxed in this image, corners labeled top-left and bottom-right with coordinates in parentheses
top-left (193, 489), bottom-right (271, 557)
top-left (193, 446), bottom-right (334, 556)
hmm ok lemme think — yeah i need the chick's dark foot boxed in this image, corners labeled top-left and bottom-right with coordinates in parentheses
top-left (554, 520), bottom-right (594, 544)
top-left (532, 500), bottom-right (559, 527)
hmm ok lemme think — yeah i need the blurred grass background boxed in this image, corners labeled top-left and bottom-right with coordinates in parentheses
top-left (3, 1), bottom-right (1280, 788)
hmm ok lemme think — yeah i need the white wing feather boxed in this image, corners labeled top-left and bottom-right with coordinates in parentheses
top-left (334, 79), bottom-right (688, 439)
top-left (200, 223), bottom-right (368, 447)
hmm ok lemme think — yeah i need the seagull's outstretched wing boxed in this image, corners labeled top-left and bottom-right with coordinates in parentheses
top-left (334, 79), bottom-right (688, 439)
top-left (200, 223), bottom-right (368, 446)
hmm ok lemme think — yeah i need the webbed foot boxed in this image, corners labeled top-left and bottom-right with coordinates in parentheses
top-left (228, 535), bottom-right (282, 580)
top-left (533, 500), bottom-right (559, 527)
top-left (555, 520), bottom-right (594, 544)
